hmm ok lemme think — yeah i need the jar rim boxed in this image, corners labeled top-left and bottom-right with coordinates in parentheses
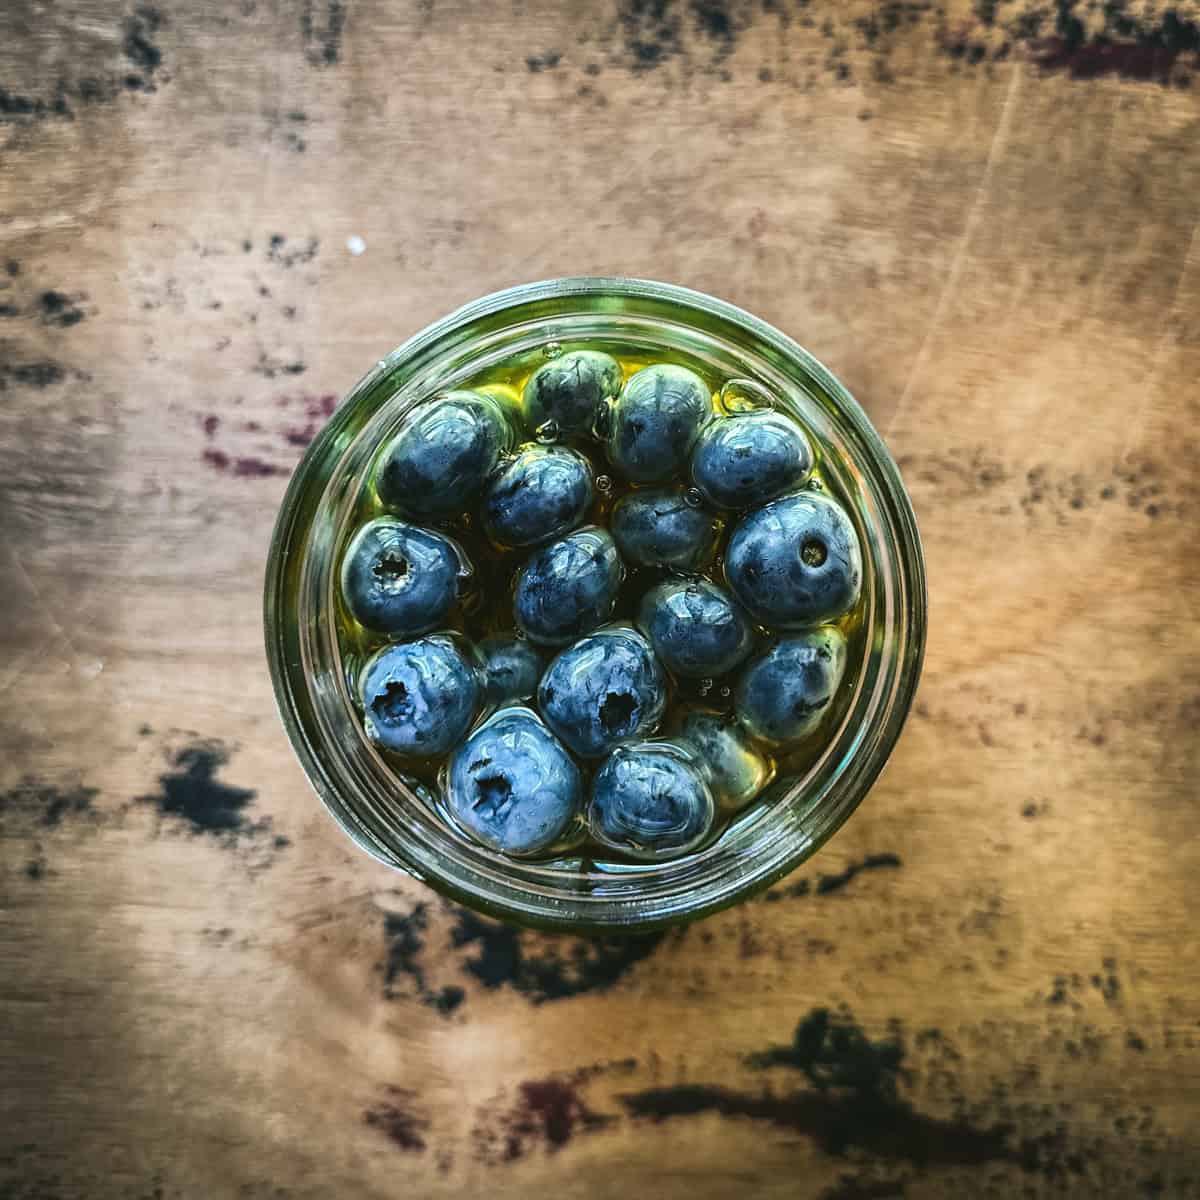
top-left (264, 277), bottom-right (927, 932)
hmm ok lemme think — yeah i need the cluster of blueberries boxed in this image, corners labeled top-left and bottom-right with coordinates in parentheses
top-left (340, 349), bottom-right (863, 862)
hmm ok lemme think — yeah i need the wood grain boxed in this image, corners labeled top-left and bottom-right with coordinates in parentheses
top-left (2, 2), bottom-right (1198, 1197)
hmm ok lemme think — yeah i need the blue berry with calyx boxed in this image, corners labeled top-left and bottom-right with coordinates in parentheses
top-left (734, 627), bottom-right (847, 746)
top-left (340, 517), bottom-right (466, 635)
top-left (538, 625), bottom-right (667, 758)
top-left (589, 741), bottom-right (715, 859)
top-left (726, 491), bottom-right (862, 628)
top-left (610, 486), bottom-right (723, 572)
top-left (637, 579), bottom-right (754, 679)
top-left (606, 363), bottom-right (711, 483)
top-left (479, 634), bottom-right (543, 703)
top-left (691, 409), bottom-right (813, 510)
top-left (523, 349), bottom-right (622, 436)
top-left (445, 706), bottom-right (582, 856)
top-left (358, 635), bottom-right (481, 758)
top-left (514, 526), bottom-right (622, 646)
top-left (376, 391), bottom-right (513, 517)
top-left (483, 445), bottom-right (594, 548)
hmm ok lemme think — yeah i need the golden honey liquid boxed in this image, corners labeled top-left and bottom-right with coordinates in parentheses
top-left (334, 343), bottom-right (866, 864)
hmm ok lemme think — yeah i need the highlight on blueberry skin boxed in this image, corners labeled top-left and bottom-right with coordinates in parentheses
top-left (483, 445), bottom-right (594, 548)
top-left (376, 390), bottom-right (513, 517)
top-left (610, 486), bottom-right (723, 572)
top-left (691, 409), bottom-right (813, 510)
top-left (589, 741), bottom-right (716, 860)
top-left (679, 711), bottom-right (773, 812)
top-left (638, 579), bottom-right (754, 679)
top-left (359, 635), bottom-right (481, 758)
top-left (523, 349), bottom-right (622, 436)
top-left (538, 625), bottom-right (667, 758)
top-left (340, 517), bottom-right (466, 635)
top-left (726, 491), bottom-right (863, 628)
top-left (514, 526), bottom-right (623, 646)
top-left (479, 634), bottom-right (543, 703)
top-left (735, 627), bottom-right (847, 746)
top-left (445, 706), bottom-right (582, 856)
top-left (607, 363), bottom-right (712, 484)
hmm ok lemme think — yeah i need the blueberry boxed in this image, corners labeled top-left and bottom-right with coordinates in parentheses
top-left (691, 409), bottom-right (813, 510)
top-left (637, 580), bottom-right (753, 679)
top-left (538, 625), bottom-right (667, 758)
top-left (479, 634), bottom-right (543, 703)
top-left (607, 364), bottom-right (711, 483)
top-left (359, 635), bottom-right (481, 757)
top-left (483, 445), bottom-right (594, 548)
top-left (734, 627), bottom-right (847, 745)
top-left (679, 711), bottom-right (772, 812)
top-left (376, 391), bottom-right (513, 517)
top-left (589, 741), bottom-right (715, 859)
top-left (514, 526), bottom-right (623, 646)
top-left (524, 350), bottom-right (622, 436)
top-left (726, 492), bottom-right (862, 628)
top-left (445, 706), bottom-right (582, 856)
top-left (340, 517), bottom-right (466, 635)
top-left (610, 486), bottom-right (723, 572)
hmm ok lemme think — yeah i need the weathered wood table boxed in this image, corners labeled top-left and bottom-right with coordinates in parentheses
top-left (2, 2), bottom-right (1198, 1196)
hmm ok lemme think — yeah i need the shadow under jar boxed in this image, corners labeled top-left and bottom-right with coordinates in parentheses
top-left (264, 278), bottom-right (926, 933)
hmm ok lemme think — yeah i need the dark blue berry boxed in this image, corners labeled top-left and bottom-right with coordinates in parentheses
top-left (359, 635), bottom-right (481, 757)
top-left (607, 364), bottom-right (711, 483)
top-left (514, 526), bottom-right (622, 646)
top-left (340, 518), bottom-right (465, 635)
top-left (589, 741), bottom-right (715, 859)
top-left (726, 492), bottom-right (862, 628)
top-left (734, 628), bottom-right (847, 745)
top-left (523, 350), bottom-right (622, 436)
top-left (445, 706), bottom-right (582, 855)
top-left (538, 626), bottom-right (667, 758)
top-left (483, 445), bottom-right (594, 548)
top-left (691, 409), bottom-right (813, 509)
top-left (679, 711), bottom-right (772, 811)
top-left (479, 635), bottom-right (543, 703)
top-left (637, 580), bottom-right (754, 679)
top-left (610, 486), bottom-right (722, 572)
top-left (376, 391), bottom-right (513, 517)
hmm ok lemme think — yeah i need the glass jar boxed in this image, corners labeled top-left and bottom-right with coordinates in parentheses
top-left (264, 278), bottom-right (926, 932)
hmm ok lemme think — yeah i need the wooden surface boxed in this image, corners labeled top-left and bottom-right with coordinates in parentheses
top-left (2, 2), bottom-right (1199, 1196)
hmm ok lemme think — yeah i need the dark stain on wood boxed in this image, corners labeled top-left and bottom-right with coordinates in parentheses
top-left (122, 5), bottom-right (167, 92)
top-left (526, 51), bottom-right (562, 72)
top-left (136, 741), bottom-right (286, 860)
top-left (381, 902), bottom-right (468, 1013)
top-left (763, 853), bottom-right (903, 901)
top-left (0, 361), bottom-right (67, 390)
top-left (473, 1073), bottom-right (615, 1164)
top-left (623, 1008), bottom-right (1016, 1166)
top-left (590, 0), bottom-right (1200, 87)
top-left (202, 447), bottom-right (289, 478)
top-left (266, 235), bottom-right (320, 268)
top-left (301, 1), bottom-right (347, 67)
top-left (0, 4), bottom-right (167, 121)
top-left (1034, 1), bottom-right (1200, 83)
top-left (364, 1087), bottom-right (429, 1153)
top-left (251, 352), bottom-right (307, 379)
top-left (0, 780), bottom-right (98, 830)
top-left (379, 901), bottom-right (666, 1010)
top-left (1, 780), bottom-right (101, 882)
top-left (449, 908), bottom-right (667, 1004)
top-left (38, 291), bottom-right (86, 328)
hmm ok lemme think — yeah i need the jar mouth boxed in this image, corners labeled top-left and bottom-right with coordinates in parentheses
top-left (264, 277), bottom-right (927, 933)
